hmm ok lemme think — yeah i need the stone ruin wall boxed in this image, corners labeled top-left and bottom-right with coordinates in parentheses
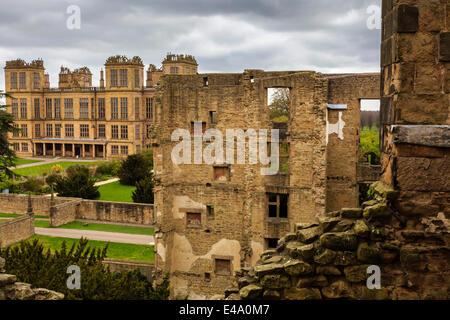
top-left (152, 69), bottom-right (380, 298)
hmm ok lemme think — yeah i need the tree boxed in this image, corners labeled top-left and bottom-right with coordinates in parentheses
top-left (132, 175), bottom-right (154, 204)
top-left (268, 88), bottom-right (290, 122)
top-left (0, 91), bottom-right (19, 180)
top-left (118, 153), bottom-right (152, 186)
top-left (54, 165), bottom-right (100, 199)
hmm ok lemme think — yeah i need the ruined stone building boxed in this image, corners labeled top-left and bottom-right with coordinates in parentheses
top-left (4, 54), bottom-right (197, 159)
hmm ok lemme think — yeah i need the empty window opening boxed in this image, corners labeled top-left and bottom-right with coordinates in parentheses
top-left (214, 166), bottom-right (230, 182)
top-left (267, 193), bottom-right (288, 218)
top-left (215, 259), bottom-right (231, 275)
top-left (204, 273), bottom-right (211, 281)
top-left (191, 121), bottom-right (206, 135)
top-left (207, 205), bottom-right (215, 219)
top-left (209, 111), bottom-right (218, 124)
top-left (203, 77), bottom-right (209, 86)
top-left (267, 88), bottom-right (290, 123)
top-left (186, 212), bottom-right (201, 226)
top-left (250, 76), bottom-right (255, 83)
top-left (359, 99), bottom-right (380, 165)
top-left (266, 238), bottom-right (279, 249)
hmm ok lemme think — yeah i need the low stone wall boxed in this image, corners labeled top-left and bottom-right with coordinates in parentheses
top-left (0, 215), bottom-right (35, 248)
top-left (0, 194), bottom-right (154, 226)
top-left (225, 182), bottom-right (449, 300)
top-left (50, 200), bottom-right (82, 227)
top-left (103, 259), bottom-right (155, 281)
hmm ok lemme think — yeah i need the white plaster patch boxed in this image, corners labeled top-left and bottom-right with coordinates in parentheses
top-left (171, 276), bottom-right (189, 300)
top-left (250, 240), bottom-right (264, 266)
top-left (188, 291), bottom-right (206, 300)
top-left (200, 238), bottom-right (241, 271)
top-left (156, 242), bottom-right (166, 262)
top-left (326, 110), bottom-right (346, 145)
top-left (172, 195), bottom-right (206, 220)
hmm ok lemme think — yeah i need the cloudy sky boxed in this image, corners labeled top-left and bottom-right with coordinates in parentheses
top-left (0, 0), bottom-right (381, 90)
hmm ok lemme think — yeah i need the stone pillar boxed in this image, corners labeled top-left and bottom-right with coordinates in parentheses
top-left (63, 144), bottom-right (66, 157)
top-left (82, 144), bottom-right (85, 158)
top-left (52, 143), bottom-right (55, 157)
top-left (43, 144), bottom-right (47, 157)
top-left (72, 144), bottom-right (74, 157)
top-left (381, 0), bottom-right (450, 218)
top-left (93, 145), bottom-right (96, 158)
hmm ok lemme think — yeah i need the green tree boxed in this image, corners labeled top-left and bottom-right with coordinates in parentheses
top-left (268, 88), bottom-right (290, 122)
top-left (0, 238), bottom-right (169, 300)
top-left (54, 165), bottom-right (100, 199)
top-left (0, 91), bottom-right (20, 180)
top-left (118, 153), bottom-right (152, 186)
top-left (132, 175), bottom-right (154, 204)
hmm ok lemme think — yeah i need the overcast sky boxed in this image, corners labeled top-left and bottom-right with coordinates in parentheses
top-left (0, 0), bottom-right (381, 100)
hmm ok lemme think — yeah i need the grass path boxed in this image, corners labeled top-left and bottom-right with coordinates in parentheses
top-left (34, 220), bottom-right (154, 235)
top-left (16, 235), bottom-right (154, 262)
top-left (96, 181), bottom-right (136, 203)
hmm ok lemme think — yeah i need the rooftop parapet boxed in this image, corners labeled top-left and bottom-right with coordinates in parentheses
top-left (163, 53), bottom-right (198, 66)
top-left (105, 55), bottom-right (144, 66)
top-left (5, 59), bottom-right (44, 69)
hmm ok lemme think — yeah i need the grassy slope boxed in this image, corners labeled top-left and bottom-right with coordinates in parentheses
top-left (35, 220), bottom-right (154, 235)
top-left (13, 161), bottom-right (97, 176)
top-left (21, 235), bottom-right (154, 262)
top-left (96, 181), bottom-right (136, 203)
top-left (13, 158), bottom-right (42, 166)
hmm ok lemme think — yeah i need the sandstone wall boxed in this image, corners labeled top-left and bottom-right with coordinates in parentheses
top-left (102, 258), bottom-right (155, 282)
top-left (0, 215), bottom-right (35, 248)
top-left (50, 199), bottom-right (81, 227)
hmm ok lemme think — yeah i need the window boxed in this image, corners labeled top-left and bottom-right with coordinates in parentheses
top-left (13, 143), bottom-right (20, 152)
top-left (209, 111), bottom-right (218, 124)
top-left (80, 98), bottom-right (89, 119)
top-left (111, 125), bottom-right (119, 139)
top-left (45, 99), bottom-right (52, 119)
top-left (64, 98), bottom-right (73, 119)
top-left (33, 73), bottom-right (39, 89)
top-left (10, 72), bottom-right (17, 89)
top-left (55, 124), bottom-right (61, 138)
top-left (46, 124), bottom-right (53, 137)
top-left (110, 70), bottom-right (118, 87)
top-left (136, 145), bottom-right (141, 153)
top-left (11, 99), bottom-right (18, 119)
top-left (267, 193), bottom-right (288, 218)
top-left (190, 121), bottom-right (206, 135)
top-left (134, 69), bottom-right (140, 88)
top-left (120, 125), bottom-right (128, 139)
top-left (203, 77), bottom-right (208, 86)
top-left (91, 98), bottom-right (95, 119)
top-left (111, 145), bottom-right (119, 155)
top-left (215, 259), bottom-right (231, 275)
top-left (35, 124), bottom-right (41, 137)
top-left (19, 72), bottom-right (26, 89)
top-left (170, 67), bottom-right (178, 74)
top-left (120, 97), bottom-right (128, 119)
top-left (135, 97), bottom-right (140, 120)
top-left (207, 205), bottom-right (215, 219)
top-left (135, 124), bottom-right (140, 140)
top-left (119, 69), bottom-right (128, 87)
top-left (266, 238), bottom-right (279, 249)
top-left (98, 125), bottom-right (106, 138)
top-left (13, 124), bottom-right (19, 137)
top-left (21, 143), bottom-right (28, 152)
top-left (65, 124), bottom-right (74, 137)
top-left (20, 99), bottom-right (27, 119)
top-left (98, 98), bottom-right (105, 119)
top-left (111, 98), bottom-right (118, 119)
top-left (34, 99), bottom-right (40, 119)
top-left (54, 99), bottom-right (61, 119)
top-left (186, 212), bottom-right (201, 226)
top-left (145, 98), bottom-right (153, 120)
top-left (120, 145), bottom-right (128, 155)
top-left (80, 124), bottom-right (89, 138)
top-left (146, 125), bottom-right (152, 138)
top-left (214, 166), bottom-right (230, 181)
top-left (21, 124), bottom-right (27, 137)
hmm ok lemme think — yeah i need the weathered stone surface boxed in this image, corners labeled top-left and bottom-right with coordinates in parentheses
top-left (0, 257), bottom-right (5, 271)
top-left (262, 255), bottom-right (283, 265)
top-left (340, 208), bottom-right (362, 219)
top-left (297, 226), bottom-right (322, 244)
top-left (399, 247), bottom-right (426, 271)
top-left (316, 266), bottom-right (341, 277)
top-left (440, 33), bottom-right (450, 62)
top-left (260, 275), bottom-right (290, 289)
top-left (353, 220), bottom-right (370, 237)
top-left (351, 285), bottom-right (391, 300)
top-left (3, 282), bottom-right (36, 300)
top-left (311, 275), bottom-right (328, 287)
top-left (239, 285), bottom-right (263, 300)
top-left (392, 288), bottom-right (420, 300)
top-left (334, 251), bottom-right (357, 266)
top-left (288, 243), bottom-right (315, 261)
top-left (314, 248), bottom-right (337, 265)
top-left (396, 4), bottom-right (419, 33)
top-left (320, 232), bottom-right (358, 250)
top-left (357, 242), bottom-right (380, 264)
top-left (318, 216), bottom-right (340, 232)
top-left (322, 280), bottom-right (352, 299)
top-left (263, 289), bottom-right (280, 300)
top-left (362, 200), bottom-right (378, 208)
top-left (331, 219), bottom-right (355, 232)
top-left (209, 294), bottom-right (225, 300)
top-left (294, 222), bottom-right (319, 232)
top-left (284, 260), bottom-right (313, 276)
top-left (0, 274), bottom-right (17, 286)
top-left (371, 181), bottom-right (398, 201)
top-left (344, 265), bottom-right (371, 283)
top-left (283, 288), bottom-right (322, 300)
top-left (363, 203), bottom-right (392, 220)
top-left (254, 264), bottom-right (284, 277)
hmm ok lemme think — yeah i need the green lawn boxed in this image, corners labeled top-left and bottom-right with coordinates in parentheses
top-left (0, 219), bottom-right (6, 223)
top-left (21, 235), bottom-right (154, 262)
top-left (0, 213), bottom-right (48, 219)
top-left (13, 158), bottom-right (42, 166)
top-left (13, 161), bottom-right (97, 177)
top-left (34, 220), bottom-right (154, 235)
top-left (97, 181), bottom-right (136, 203)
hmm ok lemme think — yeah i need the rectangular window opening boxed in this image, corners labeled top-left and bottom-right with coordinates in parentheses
top-left (267, 87), bottom-right (290, 123)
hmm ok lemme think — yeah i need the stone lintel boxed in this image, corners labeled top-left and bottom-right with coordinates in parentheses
top-left (391, 125), bottom-right (450, 148)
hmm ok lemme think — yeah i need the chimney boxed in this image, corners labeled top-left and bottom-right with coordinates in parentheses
top-left (100, 69), bottom-right (105, 88)
top-left (44, 74), bottom-right (50, 89)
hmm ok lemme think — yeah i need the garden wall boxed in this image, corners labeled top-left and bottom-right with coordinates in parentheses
top-left (102, 259), bottom-right (155, 281)
top-left (0, 193), bottom-right (75, 216)
top-left (0, 214), bottom-right (35, 248)
top-left (50, 200), bottom-right (82, 227)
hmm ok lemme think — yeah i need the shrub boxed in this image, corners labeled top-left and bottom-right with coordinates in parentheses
top-left (20, 177), bottom-right (44, 193)
top-left (95, 160), bottom-right (122, 177)
top-left (118, 154), bottom-right (152, 186)
top-left (45, 173), bottom-right (59, 186)
top-left (0, 238), bottom-right (169, 300)
top-left (132, 176), bottom-right (154, 204)
top-left (54, 165), bottom-right (100, 199)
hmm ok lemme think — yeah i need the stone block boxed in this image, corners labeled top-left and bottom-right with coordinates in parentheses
top-left (0, 274), bottom-right (17, 286)
top-left (340, 208), bottom-right (362, 219)
top-left (396, 4), bottom-right (418, 33)
top-left (239, 285), bottom-right (263, 300)
top-left (316, 266), bottom-right (341, 276)
top-left (363, 203), bottom-right (392, 220)
top-left (283, 288), bottom-right (322, 300)
top-left (254, 264), bottom-right (284, 277)
top-left (439, 33), bottom-right (450, 62)
top-left (284, 260), bottom-right (313, 276)
top-left (334, 251), bottom-right (358, 266)
top-left (260, 275), bottom-right (290, 290)
top-left (356, 242), bottom-right (381, 264)
top-left (314, 248), bottom-right (337, 265)
top-left (319, 232), bottom-right (358, 251)
top-left (296, 226), bottom-right (322, 244)
top-left (344, 265), bottom-right (371, 283)
top-left (353, 220), bottom-right (370, 237)
top-left (322, 280), bottom-right (352, 299)
top-left (288, 243), bottom-right (315, 262)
